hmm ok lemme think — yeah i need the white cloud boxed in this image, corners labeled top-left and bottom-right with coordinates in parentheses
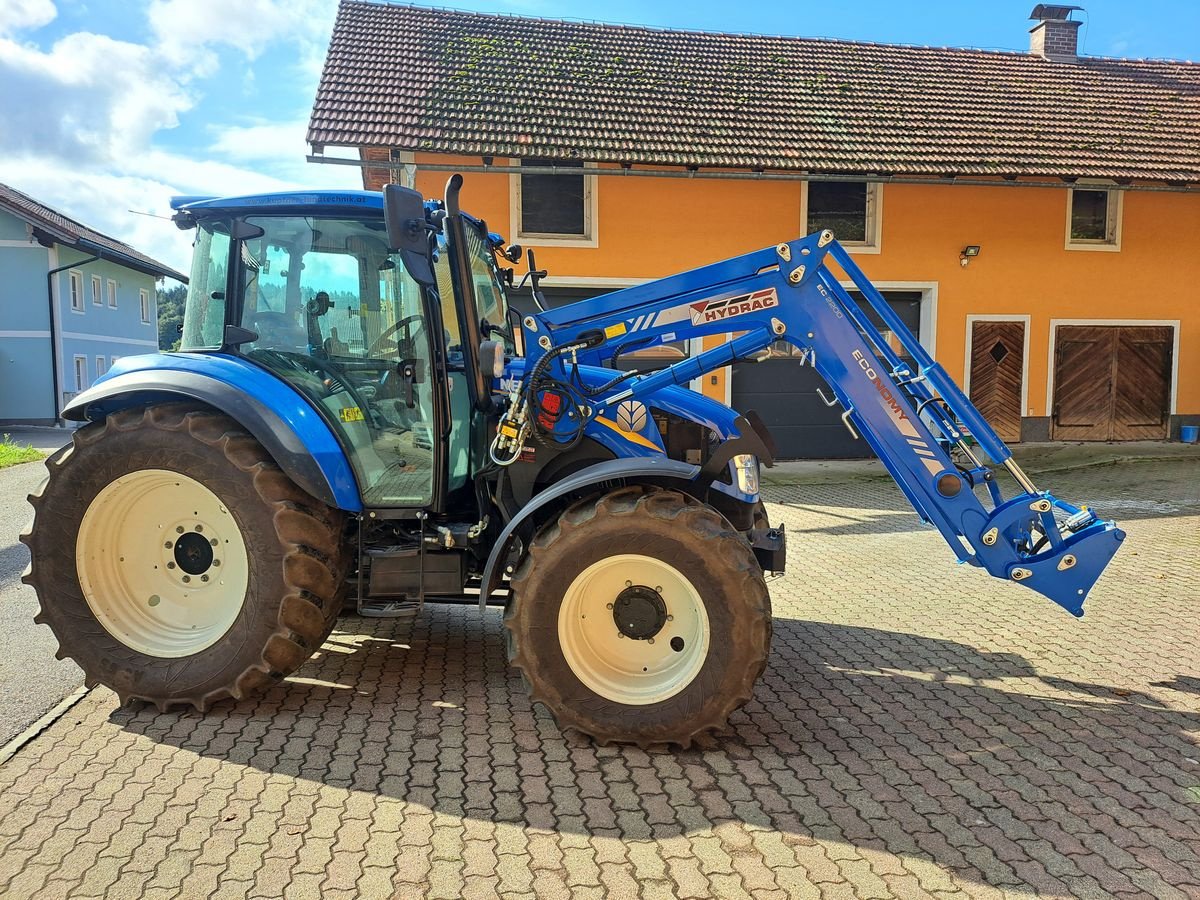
top-left (208, 118), bottom-right (311, 163)
top-left (0, 0), bottom-right (359, 276)
top-left (0, 0), bottom-right (56, 36)
top-left (146, 0), bottom-right (337, 68)
top-left (0, 31), bottom-right (192, 164)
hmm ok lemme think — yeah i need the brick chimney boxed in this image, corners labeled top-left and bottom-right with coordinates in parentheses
top-left (1029, 4), bottom-right (1083, 60)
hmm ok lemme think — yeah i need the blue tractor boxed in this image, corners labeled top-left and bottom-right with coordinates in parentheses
top-left (23, 178), bottom-right (1124, 747)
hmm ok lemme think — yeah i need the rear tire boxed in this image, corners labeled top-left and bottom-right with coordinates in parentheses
top-left (506, 487), bottom-right (771, 748)
top-left (21, 404), bottom-right (348, 710)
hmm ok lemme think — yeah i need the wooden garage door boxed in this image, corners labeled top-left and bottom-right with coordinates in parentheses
top-left (1113, 327), bottom-right (1174, 439)
top-left (969, 320), bottom-right (1025, 442)
top-left (1052, 325), bottom-right (1172, 441)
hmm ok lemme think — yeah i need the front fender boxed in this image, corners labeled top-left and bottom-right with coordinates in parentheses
top-left (63, 353), bottom-right (361, 511)
top-left (478, 456), bottom-right (700, 609)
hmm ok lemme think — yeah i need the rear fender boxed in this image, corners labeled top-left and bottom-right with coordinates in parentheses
top-left (62, 353), bottom-right (361, 511)
top-left (478, 456), bottom-right (700, 609)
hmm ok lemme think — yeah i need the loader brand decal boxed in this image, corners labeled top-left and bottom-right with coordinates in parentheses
top-left (689, 288), bottom-right (779, 325)
top-left (817, 284), bottom-right (844, 319)
top-left (852, 350), bottom-right (920, 440)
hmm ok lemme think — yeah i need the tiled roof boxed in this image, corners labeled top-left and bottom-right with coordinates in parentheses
top-left (0, 182), bottom-right (187, 281)
top-left (309, 2), bottom-right (1200, 183)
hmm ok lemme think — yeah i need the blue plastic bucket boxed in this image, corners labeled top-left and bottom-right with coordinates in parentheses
top-left (1181, 425), bottom-right (1200, 444)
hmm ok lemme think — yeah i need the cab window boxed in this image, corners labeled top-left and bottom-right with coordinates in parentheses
top-left (236, 215), bottom-right (437, 507)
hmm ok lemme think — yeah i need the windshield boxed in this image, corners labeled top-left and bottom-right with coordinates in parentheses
top-left (179, 221), bottom-right (230, 350)
top-left (465, 227), bottom-right (505, 326)
top-left (463, 222), bottom-right (515, 354)
top-left (430, 220), bottom-right (516, 356)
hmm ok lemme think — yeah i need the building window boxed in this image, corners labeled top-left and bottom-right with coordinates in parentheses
top-left (91, 274), bottom-right (103, 306)
top-left (95, 356), bottom-right (106, 378)
top-left (73, 355), bottom-right (88, 391)
top-left (805, 180), bottom-right (883, 252)
top-left (107, 278), bottom-right (118, 308)
top-left (1066, 186), bottom-right (1121, 250)
top-left (140, 288), bottom-right (152, 324)
top-left (513, 158), bottom-right (596, 245)
top-left (69, 270), bottom-right (84, 312)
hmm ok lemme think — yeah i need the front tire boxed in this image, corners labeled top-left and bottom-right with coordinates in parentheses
top-left (21, 404), bottom-right (347, 710)
top-left (505, 487), bottom-right (771, 747)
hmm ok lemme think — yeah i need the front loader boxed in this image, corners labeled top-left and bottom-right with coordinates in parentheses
top-left (22, 177), bottom-right (1124, 747)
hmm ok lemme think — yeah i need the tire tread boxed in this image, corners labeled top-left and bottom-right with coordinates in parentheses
top-left (20, 404), bottom-right (348, 712)
top-left (505, 487), bottom-right (771, 749)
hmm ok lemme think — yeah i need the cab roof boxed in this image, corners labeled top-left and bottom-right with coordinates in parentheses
top-left (170, 190), bottom-right (386, 218)
top-left (169, 189), bottom-right (505, 245)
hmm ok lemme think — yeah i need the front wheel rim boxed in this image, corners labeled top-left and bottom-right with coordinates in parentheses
top-left (75, 469), bottom-right (250, 658)
top-left (557, 554), bottom-right (710, 705)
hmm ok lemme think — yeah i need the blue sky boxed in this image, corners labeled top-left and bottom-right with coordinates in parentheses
top-left (1, 0), bottom-right (1196, 274)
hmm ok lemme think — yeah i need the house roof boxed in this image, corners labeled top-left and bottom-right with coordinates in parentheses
top-left (309, 2), bottom-right (1200, 183)
top-left (0, 182), bottom-right (187, 282)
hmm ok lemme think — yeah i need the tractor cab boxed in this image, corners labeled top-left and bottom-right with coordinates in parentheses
top-left (170, 190), bottom-right (509, 511)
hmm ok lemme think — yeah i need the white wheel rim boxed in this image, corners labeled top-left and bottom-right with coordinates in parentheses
top-left (558, 554), bottom-right (710, 706)
top-left (75, 469), bottom-right (250, 658)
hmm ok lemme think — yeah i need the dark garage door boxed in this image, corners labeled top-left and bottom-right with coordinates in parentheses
top-left (731, 291), bottom-right (923, 459)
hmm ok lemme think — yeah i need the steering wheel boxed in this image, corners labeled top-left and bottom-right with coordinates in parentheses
top-left (250, 310), bottom-right (308, 350)
top-left (367, 314), bottom-right (425, 359)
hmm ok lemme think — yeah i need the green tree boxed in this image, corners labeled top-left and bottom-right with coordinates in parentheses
top-left (157, 284), bottom-right (187, 350)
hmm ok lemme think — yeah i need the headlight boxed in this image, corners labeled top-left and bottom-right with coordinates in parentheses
top-left (732, 453), bottom-right (759, 495)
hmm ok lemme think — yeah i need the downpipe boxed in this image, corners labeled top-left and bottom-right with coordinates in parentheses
top-left (45, 252), bottom-right (101, 424)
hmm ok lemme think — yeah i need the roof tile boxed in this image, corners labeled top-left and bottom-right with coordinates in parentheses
top-left (309, 2), bottom-right (1200, 183)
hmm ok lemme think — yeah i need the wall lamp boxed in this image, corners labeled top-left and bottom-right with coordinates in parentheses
top-left (960, 245), bottom-right (981, 267)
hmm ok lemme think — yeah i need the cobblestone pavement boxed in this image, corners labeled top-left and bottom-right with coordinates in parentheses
top-left (1, 460), bottom-right (1198, 899)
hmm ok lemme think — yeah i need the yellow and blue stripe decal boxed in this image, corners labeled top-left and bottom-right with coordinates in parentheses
top-left (593, 416), bottom-right (662, 452)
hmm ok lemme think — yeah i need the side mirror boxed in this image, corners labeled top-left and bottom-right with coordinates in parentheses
top-left (383, 184), bottom-right (436, 287)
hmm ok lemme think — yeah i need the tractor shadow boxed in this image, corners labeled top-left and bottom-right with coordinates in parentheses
top-left (111, 608), bottom-right (1200, 894)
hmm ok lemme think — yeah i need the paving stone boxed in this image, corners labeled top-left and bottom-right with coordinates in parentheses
top-left (1, 467), bottom-right (1196, 899)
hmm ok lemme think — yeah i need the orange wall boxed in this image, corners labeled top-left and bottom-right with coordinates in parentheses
top-left (411, 155), bottom-right (1200, 416)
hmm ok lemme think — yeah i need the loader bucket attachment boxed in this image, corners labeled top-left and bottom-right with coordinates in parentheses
top-left (1016, 522), bottom-right (1125, 617)
top-left (810, 242), bottom-right (1126, 616)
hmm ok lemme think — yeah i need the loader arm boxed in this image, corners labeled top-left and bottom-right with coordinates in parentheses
top-left (506, 230), bottom-right (1124, 616)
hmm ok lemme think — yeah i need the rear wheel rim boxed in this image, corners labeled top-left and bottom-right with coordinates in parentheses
top-left (558, 554), bottom-right (710, 705)
top-left (75, 469), bottom-right (250, 658)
